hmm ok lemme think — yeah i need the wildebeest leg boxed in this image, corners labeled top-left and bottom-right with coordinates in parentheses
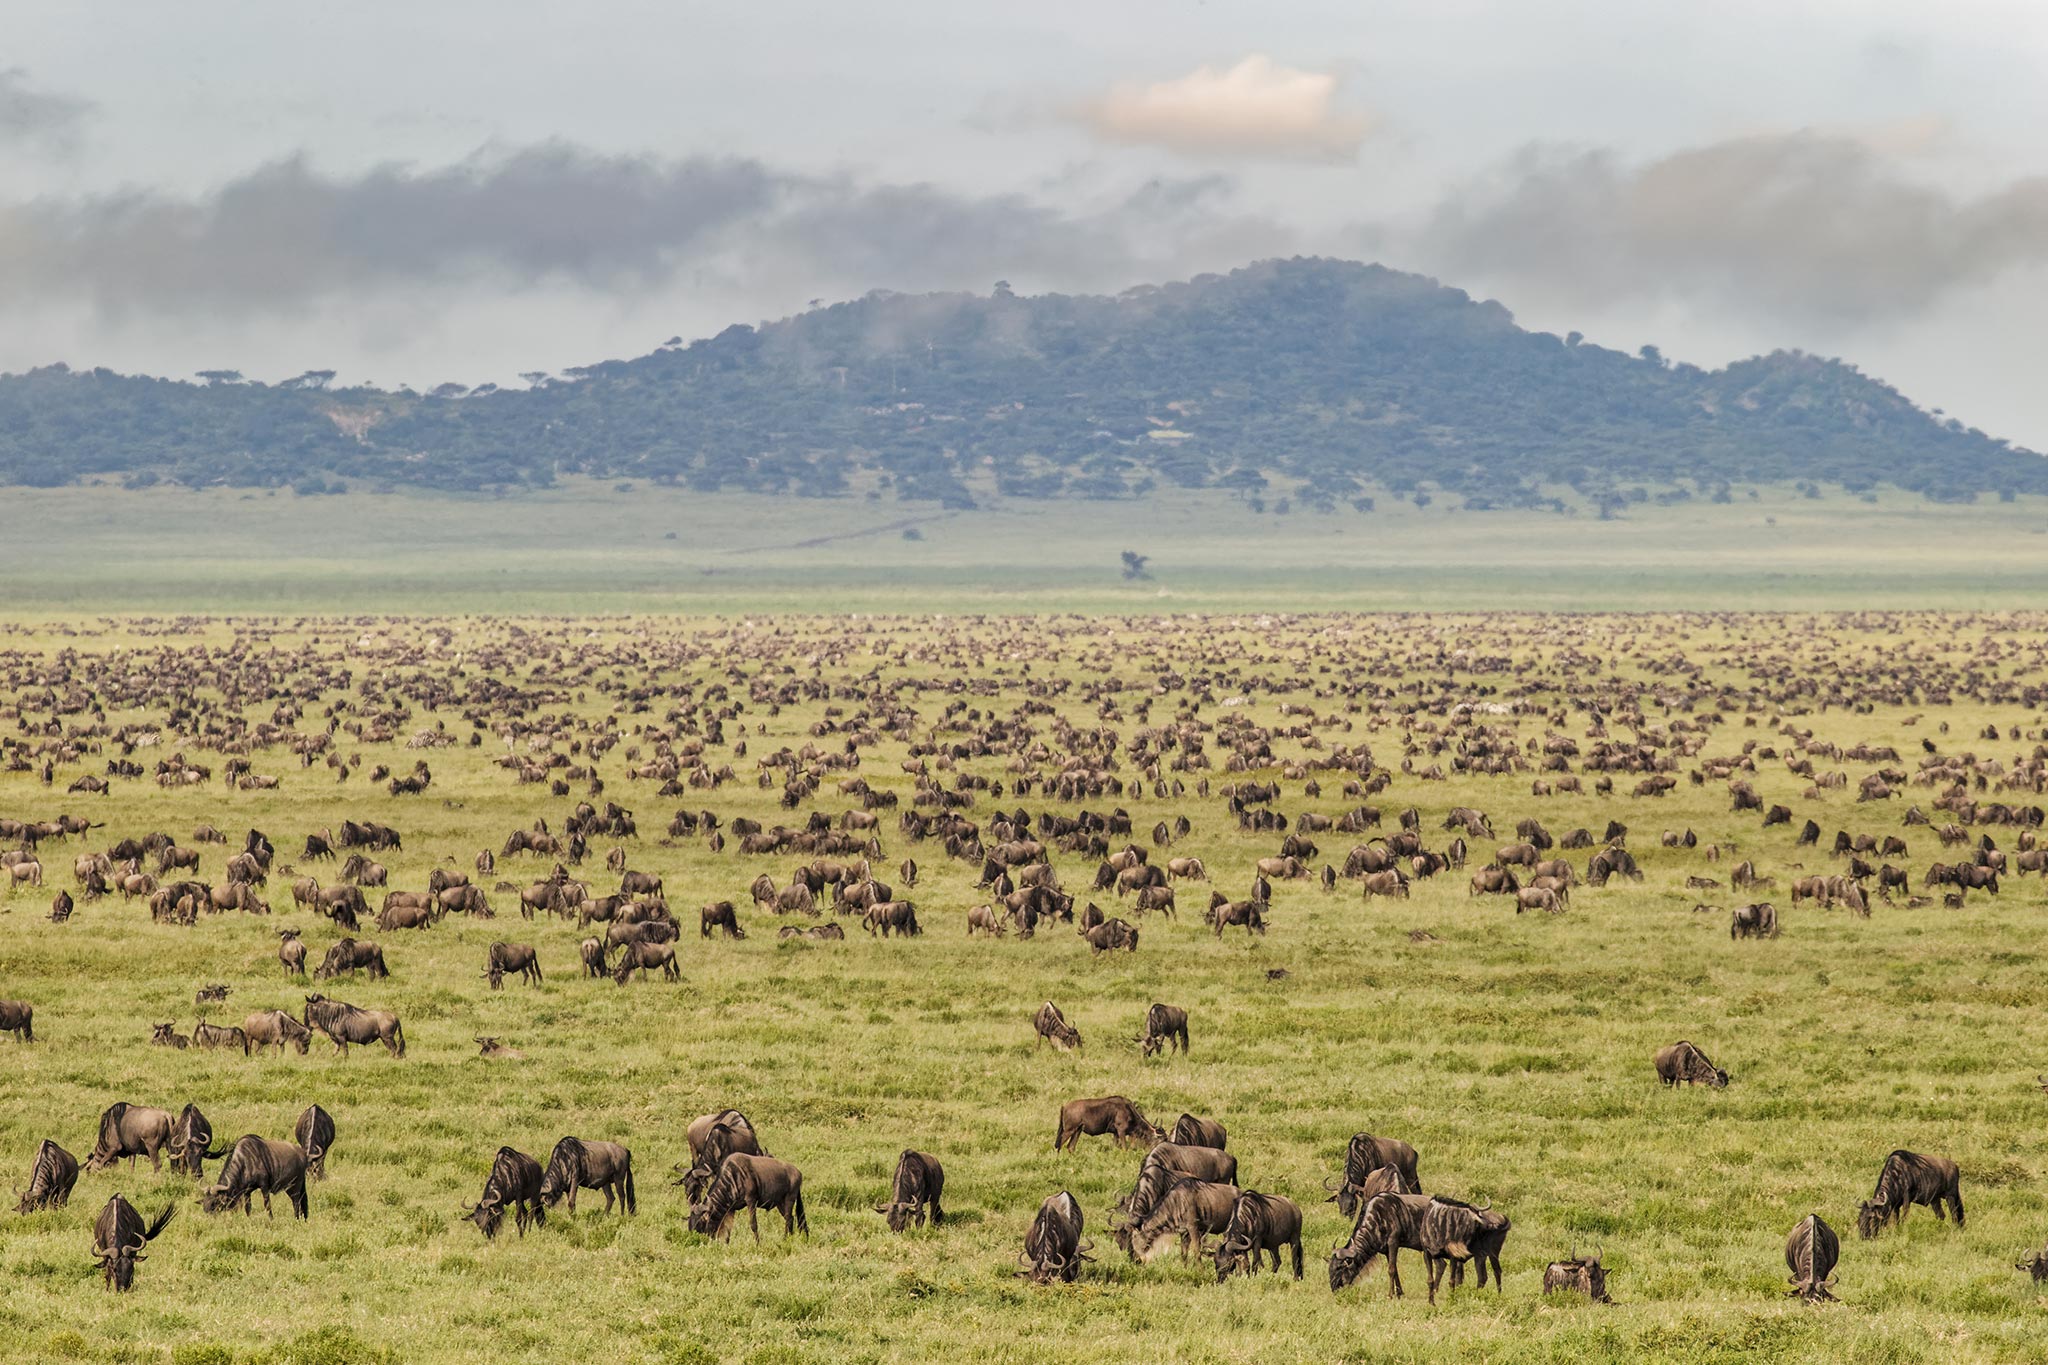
top-left (262, 1189), bottom-right (273, 1217)
top-left (1487, 1252), bottom-right (1502, 1289)
top-left (1387, 1248), bottom-right (1403, 1298)
top-left (750, 1202), bottom-right (762, 1243)
top-left (1951, 1188), bottom-right (1965, 1227)
top-left (1291, 1237), bottom-right (1303, 1280)
top-left (1426, 1255), bottom-right (1445, 1305)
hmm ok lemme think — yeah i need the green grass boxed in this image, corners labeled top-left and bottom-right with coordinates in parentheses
top-left (1, 613), bottom-right (2047, 1364)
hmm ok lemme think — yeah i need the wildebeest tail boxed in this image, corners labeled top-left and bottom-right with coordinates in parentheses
top-left (794, 1183), bottom-right (808, 1236)
top-left (143, 1203), bottom-right (176, 1241)
top-left (623, 1156), bottom-right (636, 1215)
top-left (391, 1019), bottom-right (406, 1057)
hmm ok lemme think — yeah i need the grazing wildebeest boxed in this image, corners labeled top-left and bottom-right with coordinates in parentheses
top-left (302, 994), bottom-right (405, 1057)
top-left (876, 1149), bottom-right (945, 1232)
top-left (1034, 1001), bottom-right (1082, 1052)
top-left (1019, 1190), bottom-right (1089, 1283)
top-left (0, 998), bottom-right (33, 1043)
top-left (863, 900), bottom-right (921, 937)
top-left (14, 1138), bottom-right (79, 1212)
top-left (315, 938), bottom-right (390, 981)
top-left (296, 1104), bottom-right (335, 1179)
top-left (1083, 917), bottom-right (1138, 953)
top-left (1327, 1134), bottom-right (1423, 1217)
top-left (1139, 1003), bottom-right (1189, 1057)
top-left (91, 1194), bottom-right (175, 1291)
top-left (1171, 1113), bottom-right (1227, 1151)
top-left (540, 1137), bottom-right (636, 1215)
top-left (1787, 1213), bottom-right (1840, 1301)
top-left (1211, 899), bottom-right (1266, 936)
top-left (1328, 1190), bottom-right (1435, 1296)
top-left (1419, 1196), bottom-right (1512, 1301)
top-left (242, 1009), bottom-right (312, 1056)
top-left (1115, 1172), bottom-right (1239, 1263)
top-left (1653, 1040), bottom-right (1728, 1088)
top-left (689, 1152), bottom-right (807, 1242)
top-left (485, 941), bottom-right (542, 990)
top-left (966, 904), bottom-right (1007, 936)
top-left (675, 1112), bottom-right (766, 1202)
top-left (86, 1103), bottom-right (175, 1173)
top-left (1858, 1150), bottom-right (1963, 1238)
top-left (1730, 902), bottom-right (1779, 939)
top-left (700, 901), bottom-right (744, 939)
top-left (1212, 1190), bottom-right (1304, 1281)
top-left (464, 1146), bottom-right (546, 1240)
top-left (1544, 1251), bottom-right (1613, 1303)
top-left (611, 941), bottom-right (680, 984)
top-left (167, 1104), bottom-right (229, 1178)
top-left (200, 1136), bottom-right (310, 1219)
top-left (1054, 1096), bottom-right (1163, 1151)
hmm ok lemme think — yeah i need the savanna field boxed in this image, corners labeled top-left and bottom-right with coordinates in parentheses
top-left (5, 611), bottom-right (2048, 1365)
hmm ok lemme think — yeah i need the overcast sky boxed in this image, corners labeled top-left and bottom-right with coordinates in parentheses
top-left (5, 0), bottom-right (2048, 445)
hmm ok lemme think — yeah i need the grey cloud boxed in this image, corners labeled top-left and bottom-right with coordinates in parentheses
top-left (0, 68), bottom-right (93, 147)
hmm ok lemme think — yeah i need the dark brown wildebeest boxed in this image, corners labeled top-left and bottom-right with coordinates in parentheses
top-left (0, 999), bottom-right (34, 1043)
top-left (2018, 1238), bottom-right (2048, 1284)
top-left (167, 1103), bottom-right (229, 1178)
top-left (303, 994), bottom-right (405, 1057)
top-left (1084, 918), bottom-right (1138, 953)
top-left (1419, 1196), bottom-right (1512, 1301)
top-left (1787, 1213), bottom-right (1840, 1301)
top-left (1054, 1096), bottom-right (1163, 1151)
top-left (540, 1137), bottom-right (636, 1215)
top-left (675, 1112), bottom-right (766, 1203)
top-left (1730, 902), bottom-right (1779, 939)
top-left (619, 869), bottom-right (663, 898)
top-left (199, 1135), bottom-right (309, 1219)
top-left (1213, 1190), bottom-right (1304, 1281)
top-left (1544, 1251), bottom-right (1613, 1303)
top-left (876, 1149), bottom-right (945, 1232)
top-left (1116, 1172), bottom-right (1239, 1263)
top-left (316, 938), bottom-right (391, 981)
top-left (91, 1194), bottom-right (175, 1291)
top-left (485, 941), bottom-right (542, 989)
top-left (579, 936), bottom-right (608, 977)
top-left (1116, 1144), bottom-right (1238, 1223)
top-left (242, 1010), bottom-right (312, 1056)
top-left (1653, 1040), bottom-right (1728, 1088)
top-left (1171, 1113), bottom-right (1227, 1151)
top-left (86, 1103), bottom-right (175, 1173)
top-left (1034, 1001), bottom-right (1082, 1052)
top-left (1858, 1150), bottom-right (1963, 1238)
top-left (276, 930), bottom-right (307, 977)
top-left (700, 901), bottom-right (744, 939)
top-left (1328, 1190), bottom-right (1435, 1296)
top-left (14, 1138), bottom-right (79, 1212)
top-left (1019, 1190), bottom-right (1089, 1283)
top-left (611, 941), bottom-right (679, 984)
top-left (296, 1104), bottom-right (335, 1179)
top-left (1139, 1003), bottom-right (1188, 1057)
top-left (464, 1146), bottom-right (545, 1239)
top-left (689, 1152), bottom-right (807, 1242)
top-left (1327, 1134), bottom-right (1423, 1217)
top-left (151, 1022), bottom-right (189, 1050)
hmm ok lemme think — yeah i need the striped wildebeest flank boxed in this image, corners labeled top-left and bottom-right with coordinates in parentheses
top-left (315, 937), bottom-right (389, 980)
top-left (699, 900), bottom-right (744, 939)
top-left (167, 1104), bottom-right (230, 1179)
top-left (876, 1149), bottom-right (945, 1232)
top-left (191, 1019), bottom-right (247, 1051)
top-left (1138, 1003), bottom-right (1188, 1057)
top-left (1327, 1133), bottom-right (1423, 1217)
top-left (1653, 1040), bottom-right (1728, 1088)
top-left (1786, 1213), bottom-right (1840, 1301)
top-left (1171, 1113), bottom-right (1227, 1151)
top-left (14, 1138), bottom-right (79, 1212)
top-left (1328, 1191), bottom-right (1435, 1296)
top-left (687, 1152), bottom-right (807, 1242)
top-left (199, 1135), bottom-right (310, 1219)
top-left (539, 1137), bottom-right (636, 1215)
top-left (1054, 1096), bottom-right (1163, 1152)
top-left (464, 1146), bottom-right (546, 1240)
top-left (242, 1010), bottom-right (312, 1056)
top-left (1858, 1150), bottom-right (1963, 1239)
top-left (1730, 902), bottom-right (1779, 939)
top-left (1018, 1190), bottom-right (1089, 1284)
top-left (1420, 1196), bottom-right (1512, 1301)
top-left (1114, 1172), bottom-right (1239, 1263)
top-left (1034, 1001), bottom-right (1082, 1052)
top-left (91, 1194), bottom-right (175, 1291)
top-left (86, 1103), bottom-right (175, 1174)
top-left (485, 941), bottom-right (542, 990)
top-left (302, 995), bottom-right (406, 1057)
top-left (296, 1104), bottom-right (336, 1179)
top-left (1544, 1250), bottom-right (1613, 1303)
top-left (1212, 1190), bottom-right (1304, 1281)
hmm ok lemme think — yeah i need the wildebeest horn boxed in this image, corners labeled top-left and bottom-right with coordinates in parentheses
top-left (1322, 1176), bottom-right (1340, 1192)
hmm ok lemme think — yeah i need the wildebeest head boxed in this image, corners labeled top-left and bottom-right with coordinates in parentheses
top-left (2017, 1246), bottom-right (2048, 1283)
top-left (1856, 1199), bottom-right (1886, 1241)
top-left (465, 1193), bottom-right (508, 1239)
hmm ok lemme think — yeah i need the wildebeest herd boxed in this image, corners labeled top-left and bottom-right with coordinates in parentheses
top-left (5, 612), bottom-right (2048, 1349)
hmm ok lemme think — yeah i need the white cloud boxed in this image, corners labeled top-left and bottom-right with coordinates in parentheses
top-left (1077, 55), bottom-right (1372, 163)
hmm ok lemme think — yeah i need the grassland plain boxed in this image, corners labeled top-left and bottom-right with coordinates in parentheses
top-left (1, 613), bottom-right (2047, 1365)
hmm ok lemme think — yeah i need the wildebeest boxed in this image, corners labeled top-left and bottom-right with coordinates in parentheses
top-left (700, 900), bottom-right (745, 939)
top-left (1857, 1149), bottom-right (1963, 1238)
top-left (14, 1138), bottom-right (79, 1212)
top-left (167, 1103), bottom-right (229, 1178)
top-left (1019, 1190), bottom-right (1089, 1283)
top-left (1084, 917), bottom-right (1138, 953)
top-left (876, 1149), bottom-right (945, 1232)
top-left (296, 1104), bottom-right (335, 1179)
top-left (151, 1022), bottom-right (189, 1050)
top-left (1787, 1213), bottom-right (1840, 1301)
top-left (464, 1146), bottom-right (546, 1239)
top-left (0, 998), bottom-right (32, 1043)
top-left (1327, 1133), bottom-right (1423, 1217)
top-left (1419, 1196), bottom-right (1511, 1301)
top-left (86, 1103), bottom-right (175, 1173)
top-left (1117, 1144), bottom-right (1239, 1224)
top-left (1034, 1001), bottom-right (1082, 1052)
top-left (1054, 1096), bottom-right (1163, 1151)
top-left (276, 930), bottom-right (307, 976)
top-left (540, 1137), bottom-right (636, 1215)
top-left (199, 1135), bottom-right (310, 1219)
top-left (485, 941), bottom-right (542, 989)
top-left (611, 941), bottom-right (680, 984)
top-left (242, 1009), bottom-right (312, 1056)
top-left (91, 1194), bottom-right (175, 1290)
top-left (1115, 1172), bottom-right (1239, 1263)
top-left (1139, 1003), bottom-right (1189, 1057)
top-left (1730, 902), bottom-right (1779, 939)
top-left (1544, 1251), bottom-right (1613, 1303)
top-left (1328, 1190), bottom-right (1435, 1296)
top-left (1212, 1190), bottom-right (1304, 1281)
top-left (1210, 899), bottom-right (1266, 936)
top-left (1653, 1040), bottom-right (1728, 1088)
top-left (676, 1111), bottom-right (766, 1202)
top-left (187, 1019), bottom-right (246, 1053)
top-left (2017, 1239), bottom-right (2048, 1284)
top-left (302, 994), bottom-right (405, 1057)
top-left (579, 936), bottom-right (609, 977)
top-left (863, 900), bottom-right (921, 937)
top-left (1171, 1113), bottom-right (1227, 1151)
top-left (688, 1152), bottom-right (806, 1242)
top-left (315, 938), bottom-right (390, 980)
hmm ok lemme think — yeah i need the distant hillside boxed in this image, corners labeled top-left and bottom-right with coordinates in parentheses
top-left (1, 258), bottom-right (2039, 509)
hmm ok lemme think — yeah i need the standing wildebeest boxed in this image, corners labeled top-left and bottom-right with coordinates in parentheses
top-left (700, 901), bottom-right (744, 939)
top-left (1019, 1190), bottom-right (1089, 1283)
top-left (1654, 1041), bottom-right (1728, 1088)
top-left (876, 1149), bottom-right (945, 1232)
top-left (302, 994), bottom-right (405, 1057)
top-left (1328, 1190), bottom-right (1435, 1296)
top-left (199, 1135), bottom-right (309, 1219)
top-left (86, 1103), bottom-right (175, 1173)
top-left (242, 1009), bottom-right (312, 1056)
top-left (1787, 1213), bottom-right (1840, 1301)
top-left (276, 930), bottom-right (307, 977)
top-left (1054, 1096), bottom-right (1163, 1151)
top-left (612, 941), bottom-right (680, 984)
top-left (1116, 1173), bottom-right (1239, 1263)
top-left (91, 1194), bottom-right (175, 1291)
top-left (296, 1104), bottom-right (335, 1179)
top-left (315, 938), bottom-right (390, 980)
top-left (1327, 1133), bottom-right (1423, 1216)
top-left (167, 1104), bottom-right (229, 1178)
top-left (1544, 1251), bottom-right (1613, 1303)
top-left (1139, 1003), bottom-right (1188, 1057)
top-left (1212, 1190), bottom-right (1304, 1281)
top-left (1034, 1001), bottom-right (1082, 1052)
top-left (540, 1137), bottom-right (636, 1215)
top-left (14, 1138), bottom-right (79, 1212)
top-left (1171, 1113), bottom-right (1227, 1151)
top-left (1420, 1196), bottom-right (1511, 1301)
top-left (464, 1146), bottom-right (546, 1239)
top-left (1084, 918), bottom-right (1138, 953)
top-left (1858, 1150), bottom-right (1963, 1238)
top-left (676, 1112), bottom-right (766, 1202)
top-left (689, 1152), bottom-right (807, 1242)
top-left (1, 999), bottom-right (35, 1042)
top-left (580, 936), bottom-right (609, 977)
top-left (485, 941), bottom-right (542, 989)
top-left (1730, 902), bottom-right (1779, 939)
top-left (1210, 899), bottom-right (1266, 937)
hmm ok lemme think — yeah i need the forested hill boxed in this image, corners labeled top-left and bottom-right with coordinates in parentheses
top-left (1, 257), bottom-right (2039, 510)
